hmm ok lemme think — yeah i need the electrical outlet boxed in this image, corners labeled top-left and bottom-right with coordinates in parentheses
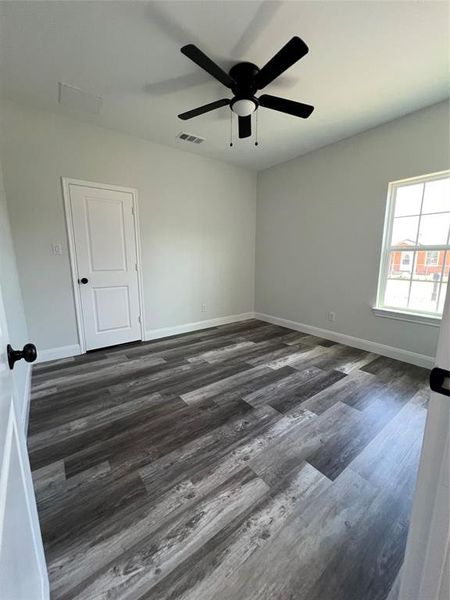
top-left (201, 303), bottom-right (207, 313)
top-left (328, 311), bottom-right (336, 322)
top-left (52, 243), bottom-right (62, 255)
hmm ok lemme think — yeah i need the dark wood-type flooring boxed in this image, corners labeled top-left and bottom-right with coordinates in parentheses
top-left (28, 319), bottom-right (430, 600)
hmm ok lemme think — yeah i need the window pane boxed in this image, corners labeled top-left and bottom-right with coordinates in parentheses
top-left (388, 250), bottom-right (413, 279)
top-left (394, 183), bottom-right (423, 217)
top-left (390, 216), bottom-right (419, 247)
top-left (408, 281), bottom-right (438, 313)
top-left (413, 250), bottom-right (446, 281)
top-left (417, 213), bottom-right (450, 245)
top-left (384, 279), bottom-right (410, 309)
top-left (422, 178), bottom-right (450, 214)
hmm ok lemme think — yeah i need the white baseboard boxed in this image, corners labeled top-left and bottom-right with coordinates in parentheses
top-left (255, 312), bottom-right (435, 369)
top-left (36, 344), bottom-right (81, 364)
top-left (34, 311), bottom-right (433, 369)
top-left (33, 314), bottom-right (256, 363)
top-left (145, 312), bottom-right (256, 341)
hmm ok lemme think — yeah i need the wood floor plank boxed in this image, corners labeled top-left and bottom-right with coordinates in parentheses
top-left (349, 394), bottom-right (427, 501)
top-left (267, 368), bottom-right (347, 414)
top-left (194, 468), bottom-right (378, 600)
top-left (298, 472), bottom-right (410, 600)
top-left (63, 398), bottom-right (252, 478)
top-left (69, 468), bottom-right (269, 600)
top-left (300, 368), bottom-right (376, 415)
top-left (144, 462), bottom-right (331, 600)
top-left (32, 460), bottom-right (65, 495)
top-left (181, 365), bottom-right (271, 405)
top-left (248, 400), bottom-right (355, 486)
top-left (244, 366), bottom-right (323, 408)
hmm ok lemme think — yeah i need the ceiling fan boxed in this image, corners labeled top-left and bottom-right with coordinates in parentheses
top-left (178, 36), bottom-right (314, 140)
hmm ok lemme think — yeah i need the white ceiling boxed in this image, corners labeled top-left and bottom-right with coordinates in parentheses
top-left (0, 1), bottom-right (448, 171)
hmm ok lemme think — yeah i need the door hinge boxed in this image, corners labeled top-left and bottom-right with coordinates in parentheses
top-left (138, 315), bottom-right (141, 324)
top-left (135, 263), bottom-right (138, 271)
top-left (131, 206), bottom-right (135, 216)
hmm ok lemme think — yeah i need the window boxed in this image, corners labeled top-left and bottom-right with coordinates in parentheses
top-left (425, 251), bottom-right (439, 266)
top-left (375, 171), bottom-right (450, 320)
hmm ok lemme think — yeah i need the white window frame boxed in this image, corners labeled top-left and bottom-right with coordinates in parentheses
top-left (373, 170), bottom-right (450, 326)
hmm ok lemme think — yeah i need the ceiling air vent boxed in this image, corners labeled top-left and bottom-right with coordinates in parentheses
top-left (177, 132), bottom-right (205, 144)
top-left (58, 82), bottom-right (102, 114)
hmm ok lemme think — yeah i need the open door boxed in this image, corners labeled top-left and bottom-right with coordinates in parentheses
top-left (399, 278), bottom-right (450, 600)
top-left (0, 281), bottom-right (49, 596)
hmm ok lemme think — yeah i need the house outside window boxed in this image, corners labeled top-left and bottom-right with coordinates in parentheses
top-left (375, 171), bottom-right (450, 321)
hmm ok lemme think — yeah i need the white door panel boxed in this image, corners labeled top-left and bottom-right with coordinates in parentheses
top-left (67, 183), bottom-right (142, 351)
top-left (93, 286), bottom-right (131, 332)
top-left (0, 278), bottom-right (48, 598)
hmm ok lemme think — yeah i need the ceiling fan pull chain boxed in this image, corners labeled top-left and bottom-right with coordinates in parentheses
top-left (255, 110), bottom-right (259, 146)
top-left (229, 110), bottom-right (233, 147)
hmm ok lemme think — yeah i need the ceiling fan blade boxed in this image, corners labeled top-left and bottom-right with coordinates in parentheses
top-left (238, 115), bottom-right (251, 139)
top-left (178, 99), bottom-right (230, 120)
top-left (181, 44), bottom-right (235, 88)
top-left (258, 94), bottom-right (314, 118)
top-left (255, 37), bottom-right (309, 89)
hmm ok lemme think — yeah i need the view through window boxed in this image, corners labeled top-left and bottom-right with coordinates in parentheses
top-left (377, 171), bottom-right (450, 317)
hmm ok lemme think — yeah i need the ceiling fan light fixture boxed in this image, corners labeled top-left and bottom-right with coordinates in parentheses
top-left (231, 98), bottom-right (257, 117)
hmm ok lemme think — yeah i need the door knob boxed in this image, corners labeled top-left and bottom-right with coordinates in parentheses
top-left (78, 277), bottom-right (89, 284)
top-left (7, 343), bottom-right (37, 370)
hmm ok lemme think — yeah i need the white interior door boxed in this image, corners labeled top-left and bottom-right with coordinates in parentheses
top-left (65, 181), bottom-right (142, 351)
top-left (0, 280), bottom-right (49, 598)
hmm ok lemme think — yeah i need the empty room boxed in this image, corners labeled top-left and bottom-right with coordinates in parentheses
top-left (0, 1), bottom-right (449, 599)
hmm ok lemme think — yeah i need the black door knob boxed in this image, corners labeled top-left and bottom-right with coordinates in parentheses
top-left (78, 277), bottom-right (89, 284)
top-left (7, 343), bottom-right (37, 370)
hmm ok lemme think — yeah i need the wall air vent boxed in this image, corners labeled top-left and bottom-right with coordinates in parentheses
top-left (176, 132), bottom-right (205, 144)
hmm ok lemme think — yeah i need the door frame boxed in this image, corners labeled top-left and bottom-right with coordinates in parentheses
top-left (61, 177), bottom-right (146, 354)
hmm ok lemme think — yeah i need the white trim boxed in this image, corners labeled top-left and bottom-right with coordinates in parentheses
top-left (36, 344), bottom-right (81, 364)
top-left (131, 189), bottom-right (147, 342)
top-left (0, 399), bottom-right (50, 599)
top-left (372, 306), bottom-right (441, 327)
top-left (145, 312), bottom-right (256, 341)
top-left (35, 314), bottom-right (256, 361)
top-left (385, 169), bottom-right (450, 187)
top-left (255, 312), bottom-right (434, 369)
top-left (61, 177), bottom-right (145, 354)
top-left (22, 363), bottom-right (32, 435)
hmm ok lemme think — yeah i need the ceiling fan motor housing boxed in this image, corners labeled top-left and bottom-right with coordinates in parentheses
top-left (229, 62), bottom-right (260, 97)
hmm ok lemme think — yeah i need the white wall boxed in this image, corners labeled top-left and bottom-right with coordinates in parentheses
top-left (0, 152), bottom-right (30, 423)
top-left (256, 101), bottom-right (450, 360)
top-left (0, 101), bottom-right (256, 352)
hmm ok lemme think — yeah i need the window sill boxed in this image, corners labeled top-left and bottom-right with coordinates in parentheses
top-left (372, 307), bottom-right (442, 327)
